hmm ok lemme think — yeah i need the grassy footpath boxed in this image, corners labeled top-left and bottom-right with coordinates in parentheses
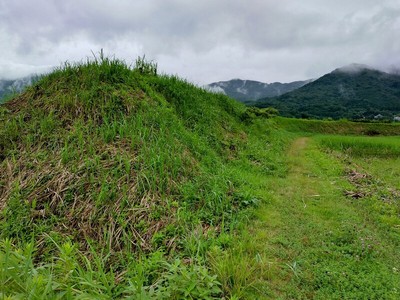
top-left (222, 136), bottom-right (400, 299)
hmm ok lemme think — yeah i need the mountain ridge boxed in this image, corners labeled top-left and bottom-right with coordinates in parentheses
top-left (206, 78), bottom-right (312, 102)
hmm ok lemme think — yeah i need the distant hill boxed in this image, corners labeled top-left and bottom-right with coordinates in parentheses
top-left (206, 78), bottom-right (311, 103)
top-left (255, 64), bottom-right (400, 120)
top-left (0, 76), bottom-right (36, 103)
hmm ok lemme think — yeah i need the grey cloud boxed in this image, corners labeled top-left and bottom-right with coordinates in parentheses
top-left (0, 0), bottom-right (399, 83)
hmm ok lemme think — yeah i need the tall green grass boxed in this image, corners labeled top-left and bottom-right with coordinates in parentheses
top-left (317, 134), bottom-right (400, 246)
top-left (0, 238), bottom-right (224, 299)
top-left (0, 54), bottom-right (286, 298)
top-left (317, 135), bottom-right (400, 157)
top-left (277, 117), bottom-right (400, 136)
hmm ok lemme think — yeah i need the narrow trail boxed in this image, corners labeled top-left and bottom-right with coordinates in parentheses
top-left (288, 136), bottom-right (310, 155)
top-left (241, 137), bottom-right (400, 299)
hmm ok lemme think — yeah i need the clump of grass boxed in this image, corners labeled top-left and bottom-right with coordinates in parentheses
top-left (0, 238), bottom-right (223, 299)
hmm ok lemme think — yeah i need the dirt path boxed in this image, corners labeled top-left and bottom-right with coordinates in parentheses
top-left (287, 136), bottom-right (310, 155)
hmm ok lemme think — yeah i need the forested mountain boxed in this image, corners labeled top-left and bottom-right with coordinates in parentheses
top-left (255, 64), bottom-right (400, 120)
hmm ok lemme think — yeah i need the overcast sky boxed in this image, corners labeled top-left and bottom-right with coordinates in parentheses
top-left (1, 0), bottom-right (399, 84)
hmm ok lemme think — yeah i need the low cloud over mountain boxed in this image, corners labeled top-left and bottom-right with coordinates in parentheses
top-left (206, 79), bottom-right (312, 102)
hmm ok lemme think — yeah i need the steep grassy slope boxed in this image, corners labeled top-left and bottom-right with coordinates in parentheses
top-left (0, 57), bottom-right (287, 298)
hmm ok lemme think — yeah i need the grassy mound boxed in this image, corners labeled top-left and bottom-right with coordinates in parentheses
top-left (0, 56), bottom-right (285, 298)
top-left (1, 56), bottom-right (241, 246)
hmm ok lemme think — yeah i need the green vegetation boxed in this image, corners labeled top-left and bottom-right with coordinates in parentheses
top-left (317, 135), bottom-right (400, 157)
top-left (255, 68), bottom-right (400, 120)
top-left (216, 122), bottom-right (400, 299)
top-left (276, 116), bottom-right (400, 136)
top-left (241, 107), bottom-right (279, 121)
top-left (1, 57), bottom-right (399, 298)
top-left (0, 55), bottom-right (284, 298)
top-left (317, 134), bottom-right (400, 238)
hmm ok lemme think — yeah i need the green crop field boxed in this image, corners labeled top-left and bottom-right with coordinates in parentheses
top-left (316, 134), bottom-right (400, 157)
top-left (0, 57), bottom-right (399, 299)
